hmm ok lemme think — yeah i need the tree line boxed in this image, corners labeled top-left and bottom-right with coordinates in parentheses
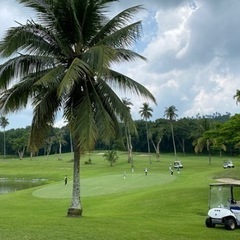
top-left (0, 110), bottom-right (236, 160)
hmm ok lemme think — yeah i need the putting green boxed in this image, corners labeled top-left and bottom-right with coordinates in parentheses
top-left (33, 173), bottom-right (176, 199)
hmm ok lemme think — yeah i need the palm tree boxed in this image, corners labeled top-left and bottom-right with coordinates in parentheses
top-left (0, 0), bottom-right (156, 217)
top-left (233, 89), bottom-right (240, 104)
top-left (192, 118), bottom-right (219, 164)
top-left (164, 105), bottom-right (178, 160)
top-left (103, 150), bottom-right (118, 166)
top-left (122, 98), bottom-right (135, 166)
top-left (0, 116), bottom-right (9, 158)
top-left (139, 102), bottom-right (153, 164)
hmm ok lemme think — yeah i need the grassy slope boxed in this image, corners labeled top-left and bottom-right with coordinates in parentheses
top-left (0, 152), bottom-right (240, 240)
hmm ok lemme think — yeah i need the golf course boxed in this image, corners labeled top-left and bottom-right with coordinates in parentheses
top-left (0, 152), bottom-right (240, 240)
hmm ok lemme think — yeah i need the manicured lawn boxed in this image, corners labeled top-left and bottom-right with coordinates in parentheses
top-left (0, 152), bottom-right (240, 240)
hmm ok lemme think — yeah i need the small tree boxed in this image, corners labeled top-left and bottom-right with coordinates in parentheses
top-left (11, 134), bottom-right (28, 160)
top-left (44, 136), bottom-right (55, 157)
top-left (103, 150), bottom-right (118, 166)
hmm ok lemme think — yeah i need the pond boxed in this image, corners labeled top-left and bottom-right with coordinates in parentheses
top-left (0, 178), bottom-right (47, 194)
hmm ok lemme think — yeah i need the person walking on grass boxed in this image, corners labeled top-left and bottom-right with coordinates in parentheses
top-left (144, 168), bottom-right (148, 176)
top-left (64, 175), bottom-right (68, 185)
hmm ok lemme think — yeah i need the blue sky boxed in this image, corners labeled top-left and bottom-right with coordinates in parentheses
top-left (1, 0), bottom-right (240, 130)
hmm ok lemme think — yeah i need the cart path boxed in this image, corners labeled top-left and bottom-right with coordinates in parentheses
top-left (216, 178), bottom-right (240, 184)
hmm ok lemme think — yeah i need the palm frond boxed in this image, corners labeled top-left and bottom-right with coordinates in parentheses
top-left (66, 84), bottom-right (98, 151)
top-left (18, 0), bottom-right (56, 30)
top-left (113, 48), bottom-right (146, 63)
top-left (57, 57), bottom-right (93, 97)
top-left (90, 5), bottom-right (144, 47)
top-left (91, 78), bottom-right (136, 139)
top-left (194, 136), bottom-right (206, 153)
top-left (0, 69), bottom-right (56, 112)
top-left (1, 25), bottom-right (47, 57)
top-left (98, 21), bottom-right (143, 49)
top-left (34, 65), bottom-right (66, 88)
top-left (0, 55), bottom-right (55, 88)
top-left (105, 70), bottom-right (156, 104)
top-left (0, 85), bottom-right (30, 113)
top-left (29, 88), bottom-right (62, 149)
top-left (83, 45), bottom-right (116, 76)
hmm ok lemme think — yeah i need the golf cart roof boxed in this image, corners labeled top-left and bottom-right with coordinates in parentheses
top-left (209, 183), bottom-right (240, 187)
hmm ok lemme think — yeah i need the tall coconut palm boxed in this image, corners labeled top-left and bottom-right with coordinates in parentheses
top-left (122, 98), bottom-right (134, 166)
top-left (0, 116), bottom-right (9, 158)
top-left (164, 105), bottom-right (178, 160)
top-left (139, 102), bottom-right (153, 164)
top-left (0, 0), bottom-right (156, 217)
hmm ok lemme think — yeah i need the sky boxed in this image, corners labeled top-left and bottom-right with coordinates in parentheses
top-left (0, 0), bottom-right (240, 130)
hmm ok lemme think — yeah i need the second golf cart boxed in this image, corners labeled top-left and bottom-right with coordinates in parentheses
top-left (205, 183), bottom-right (240, 230)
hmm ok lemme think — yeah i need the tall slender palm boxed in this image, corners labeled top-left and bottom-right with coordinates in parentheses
top-left (0, 0), bottom-right (156, 217)
top-left (139, 102), bottom-right (153, 164)
top-left (164, 105), bottom-right (178, 160)
top-left (0, 116), bottom-right (9, 158)
top-left (122, 98), bottom-right (134, 166)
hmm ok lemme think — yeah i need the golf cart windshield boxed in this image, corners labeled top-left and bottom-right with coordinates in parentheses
top-left (209, 183), bottom-right (240, 209)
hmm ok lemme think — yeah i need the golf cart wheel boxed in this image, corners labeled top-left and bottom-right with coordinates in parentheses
top-left (225, 218), bottom-right (236, 230)
top-left (205, 217), bottom-right (215, 228)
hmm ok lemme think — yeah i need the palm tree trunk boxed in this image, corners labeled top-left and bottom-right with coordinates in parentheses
top-left (67, 140), bottom-right (82, 217)
top-left (156, 138), bottom-right (161, 161)
top-left (125, 126), bottom-right (131, 163)
top-left (3, 129), bottom-right (6, 158)
top-left (124, 125), bottom-right (133, 166)
top-left (145, 121), bottom-right (152, 164)
top-left (69, 131), bottom-right (74, 160)
top-left (128, 134), bottom-right (133, 167)
top-left (150, 138), bottom-right (160, 161)
top-left (207, 139), bottom-right (211, 165)
top-left (58, 141), bottom-right (62, 160)
top-left (170, 123), bottom-right (177, 160)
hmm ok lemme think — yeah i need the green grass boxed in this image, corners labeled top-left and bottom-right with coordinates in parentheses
top-left (0, 152), bottom-right (240, 239)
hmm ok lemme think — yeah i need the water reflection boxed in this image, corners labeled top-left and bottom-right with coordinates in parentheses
top-left (0, 178), bottom-right (47, 194)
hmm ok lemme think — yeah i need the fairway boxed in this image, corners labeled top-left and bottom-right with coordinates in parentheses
top-left (33, 172), bottom-right (176, 198)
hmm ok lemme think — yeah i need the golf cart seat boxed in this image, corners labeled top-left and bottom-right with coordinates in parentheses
top-left (230, 206), bottom-right (240, 211)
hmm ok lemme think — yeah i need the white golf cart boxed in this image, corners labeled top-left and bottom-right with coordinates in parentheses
top-left (223, 160), bottom-right (234, 169)
top-left (205, 183), bottom-right (240, 230)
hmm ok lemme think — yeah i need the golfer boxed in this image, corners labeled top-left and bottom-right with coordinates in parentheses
top-left (64, 175), bottom-right (68, 185)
